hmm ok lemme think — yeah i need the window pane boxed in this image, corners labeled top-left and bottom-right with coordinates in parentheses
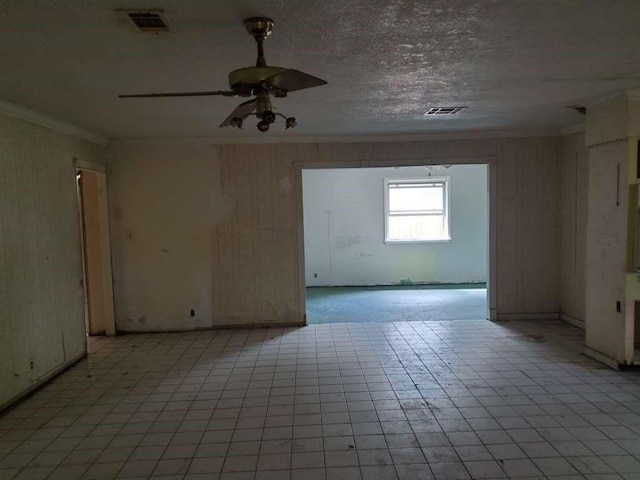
top-left (389, 184), bottom-right (443, 213)
top-left (388, 215), bottom-right (446, 241)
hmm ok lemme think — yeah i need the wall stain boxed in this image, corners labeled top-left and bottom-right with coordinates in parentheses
top-left (334, 235), bottom-right (363, 250)
top-left (278, 176), bottom-right (292, 194)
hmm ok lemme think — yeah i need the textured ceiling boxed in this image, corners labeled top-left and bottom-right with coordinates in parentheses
top-left (0, 0), bottom-right (639, 139)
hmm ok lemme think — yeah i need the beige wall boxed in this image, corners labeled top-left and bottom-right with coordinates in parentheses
top-left (0, 112), bottom-right (105, 410)
top-left (107, 139), bottom-right (226, 331)
top-left (583, 92), bottom-right (640, 367)
top-left (559, 131), bottom-right (588, 326)
top-left (585, 140), bottom-right (630, 363)
top-left (107, 136), bottom-right (560, 329)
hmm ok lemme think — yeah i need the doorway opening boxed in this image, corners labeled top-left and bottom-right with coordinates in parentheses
top-left (76, 168), bottom-right (116, 336)
top-left (301, 164), bottom-right (489, 324)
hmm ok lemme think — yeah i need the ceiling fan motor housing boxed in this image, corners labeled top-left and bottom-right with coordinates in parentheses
top-left (243, 18), bottom-right (274, 40)
top-left (228, 66), bottom-right (288, 93)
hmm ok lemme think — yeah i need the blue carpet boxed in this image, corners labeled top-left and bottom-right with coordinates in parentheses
top-left (306, 284), bottom-right (487, 324)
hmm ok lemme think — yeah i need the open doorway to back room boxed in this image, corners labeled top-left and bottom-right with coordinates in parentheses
top-left (302, 164), bottom-right (488, 324)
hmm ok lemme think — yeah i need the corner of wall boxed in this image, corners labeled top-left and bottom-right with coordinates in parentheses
top-left (558, 130), bottom-right (588, 327)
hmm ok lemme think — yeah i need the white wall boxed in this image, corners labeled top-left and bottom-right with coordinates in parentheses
top-left (0, 112), bottom-right (105, 410)
top-left (302, 165), bottom-right (487, 286)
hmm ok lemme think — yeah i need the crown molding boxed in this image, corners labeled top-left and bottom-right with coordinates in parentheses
top-left (114, 128), bottom-right (561, 146)
top-left (627, 87), bottom-right (640, 101)
top-left (583, 87), bottom-right (640, 108)
top-left (560, 123), bottom-right (585, 136)
top-left (0, 99), bottom-right (109, 146)
top-left (207, 128), bottom-right (562, 144)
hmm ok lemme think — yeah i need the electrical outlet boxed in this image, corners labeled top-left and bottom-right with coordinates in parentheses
top-left (190, 309), bottom-right (195, 317)
top-left (616, 301), bottom-right (621, 312)
top-left (313, 273), bottom-right (318, 278)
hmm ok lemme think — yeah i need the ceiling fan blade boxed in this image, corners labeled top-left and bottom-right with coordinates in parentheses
top-left (264, 69), bottom-right (327, 93)
top-left (119, 90), bottom-right (236, 98)
top-left (219, 99), bottom-right (257, 128)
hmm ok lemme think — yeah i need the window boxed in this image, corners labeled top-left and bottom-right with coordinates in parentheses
top-left (384, 178), bottom-right (450, 242)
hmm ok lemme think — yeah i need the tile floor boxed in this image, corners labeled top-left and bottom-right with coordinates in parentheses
top-left (1, 319), bottom-right (640, 480)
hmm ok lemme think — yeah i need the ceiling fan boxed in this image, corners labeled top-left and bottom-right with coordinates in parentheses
top-left (119, 17), bottom-right (327, 132)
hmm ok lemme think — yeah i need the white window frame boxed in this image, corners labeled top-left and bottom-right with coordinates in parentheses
top-left (384, 177), bottom-right (451, 244)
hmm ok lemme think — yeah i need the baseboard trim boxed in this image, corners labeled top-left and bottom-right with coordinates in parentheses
top-left (495, 312), bottom-right (559, 321)
top-left (212, 321), bottom-right (307, 330)
top-left (306, 282), bottom-right (487, 288)
top-left (560, 313), bottom-right (585, 329)
top-left (0, 350), bottom-right (87, 415)
top-left (117, 321), bottom-right (307, 334)
top-left (583, 346), bottom-right (621, 370)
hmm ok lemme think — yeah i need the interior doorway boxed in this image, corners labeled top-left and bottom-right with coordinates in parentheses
top-left (301, 164), bottom-right (489, 324)
top-left (76, 167), bottom-right (116, 336)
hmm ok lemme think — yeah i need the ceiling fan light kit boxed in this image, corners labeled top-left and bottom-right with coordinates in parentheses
top-left (119, 17), bottom-right (327, 133)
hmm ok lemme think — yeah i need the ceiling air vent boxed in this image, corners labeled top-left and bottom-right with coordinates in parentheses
top-left (122, 10), bottom-right (175, 33)
top-left (424, 107), bottom-right (466, 115)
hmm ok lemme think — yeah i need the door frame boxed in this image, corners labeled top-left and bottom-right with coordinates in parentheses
top-left (294, 157), bottom-right (497, 324)
top-left (75, 159), bottom-right (116, 336)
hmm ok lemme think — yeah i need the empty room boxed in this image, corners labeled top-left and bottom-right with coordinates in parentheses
top-left (303, 165), bottom-right (488, 324)
top-left (2, 2), bottom-right (640, 480)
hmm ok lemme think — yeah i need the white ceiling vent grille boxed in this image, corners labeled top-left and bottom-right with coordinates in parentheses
top-left (424, 107), bottom-right (466, 115)
top-left (121, 10), bottom-right (175, 33)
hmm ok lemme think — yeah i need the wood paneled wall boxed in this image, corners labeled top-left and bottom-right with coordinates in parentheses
top-left (216, 137), bottom-right (560, 325)
top-left (559, 131), bottom-right (588, 327)
top-left (213, 144), bottom-right (317, 325)
top-left (0, 112), bottom-right (105, 410)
